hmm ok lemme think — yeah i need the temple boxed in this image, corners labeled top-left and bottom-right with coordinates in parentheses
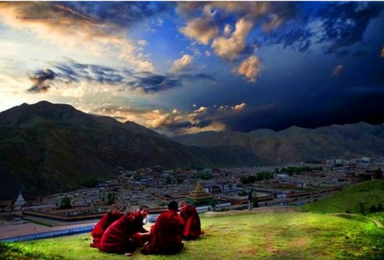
top-left (185, 182), bottom-right (214, 206)
top-left (14, 191), bottom-right (25, 210)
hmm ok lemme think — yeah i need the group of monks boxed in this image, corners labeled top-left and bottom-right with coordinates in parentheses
top-left (90, 200), bottom-right (204, 256)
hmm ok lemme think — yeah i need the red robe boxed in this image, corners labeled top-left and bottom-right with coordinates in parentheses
top-left (132, 211), bottom-right (148, 233)
top-left (131, 211), bottom-right (149, 246)
top-left (90, 212), bottom-right (120, 247)
top-left (141, 210), bottom-right (184, 255)
top-left (180, 205), bottom-right (203, 240)
top-left (98, 215), bottom-right (137, 254)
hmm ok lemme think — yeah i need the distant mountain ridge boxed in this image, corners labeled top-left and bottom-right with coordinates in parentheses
top-left (0, 101), bottom-right (262, 200)
top-left (171, 122), bottom-right (384, 163)
top-left (2, 101), bottom-right (384, 200)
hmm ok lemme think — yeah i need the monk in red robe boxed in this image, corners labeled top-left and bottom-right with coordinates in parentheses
top-left (179, 201), bottom-right (204, 240)
top-left (99, 208), bottom-right (149, 256)
top-left (132, 205), bottom-right (149, 232)
top-left (130, 205), bottom-right (150, 248)
top-left (90, 203), bottom-right (121, 248)
top-left (141, 201), bottom-right (184, 255)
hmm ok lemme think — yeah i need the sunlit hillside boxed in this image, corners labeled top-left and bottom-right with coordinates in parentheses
top-left (1, 207), bottom-right (383, 260)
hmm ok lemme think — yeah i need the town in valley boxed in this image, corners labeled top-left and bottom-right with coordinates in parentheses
top-left (1, 156), bottom-right (383, 241)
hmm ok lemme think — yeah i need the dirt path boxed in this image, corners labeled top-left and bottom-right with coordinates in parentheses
top-left (331, 213), bottom-right (383, 228)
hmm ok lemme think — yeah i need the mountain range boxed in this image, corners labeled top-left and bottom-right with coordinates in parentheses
top-left (0, 101), bottom-right (261, 200)
top-left (1, 101), bottom-right (384, 200)
top-left (171, 123), bottom-right (384, 163)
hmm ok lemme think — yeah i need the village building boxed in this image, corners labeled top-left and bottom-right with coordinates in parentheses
top-left (185, 183), bottom-right (214, 206)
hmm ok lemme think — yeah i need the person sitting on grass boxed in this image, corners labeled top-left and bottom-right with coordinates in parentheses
top-left (141, 201), bottom-right (184, 255)
top-left (179, 200), bottom-right (204, 240)
top-left (130, 205), bottom-right (150, 249)
top-left (99, 208), bottom-right (149, 257)
top-left (132, 205), bottom-right (150, 233)
top-left (90, 203), bottom-right (121, 248)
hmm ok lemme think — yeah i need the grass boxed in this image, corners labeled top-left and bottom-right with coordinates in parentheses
top-left (1, 210), bottom-right (384, 260)
top-left (303, 180), bottom-right (384, 214)
top-left (2, 180), bottom-right (384, 260)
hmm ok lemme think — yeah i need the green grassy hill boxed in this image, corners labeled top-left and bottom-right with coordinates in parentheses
top-left (2, 181), bottom-right (384, 260)
top-left (303, 180), bottom-right (384, 223)
top-left (1, 208), bottom-right (384, 260)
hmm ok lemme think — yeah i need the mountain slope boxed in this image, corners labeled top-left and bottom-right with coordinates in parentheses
top-left (171, 122), bottom-right (384, 163)
top-left (0, 101), bottom-right (262, 200)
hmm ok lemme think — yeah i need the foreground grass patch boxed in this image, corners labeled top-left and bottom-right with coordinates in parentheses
top-left (2, 211), bottom-right (384, 260)
top-left (0, 242), bottom-right (64, 260)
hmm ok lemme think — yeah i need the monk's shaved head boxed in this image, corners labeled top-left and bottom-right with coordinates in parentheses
top-left (168, 201), bottom-right (178, 211)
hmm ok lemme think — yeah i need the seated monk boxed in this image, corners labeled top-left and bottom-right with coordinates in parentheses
top-left (90, 203), bottom-right (121, 248)
top-left (130, 205), bottom-right (150, 248)
top-left (141, 201), bottom-right (184, 255)
top-left (179, 201), bottom-right (204, 240)
top-left (99, 208), bottom-right (149, 256)
top-left (132, 205), bottom-right (149, 233)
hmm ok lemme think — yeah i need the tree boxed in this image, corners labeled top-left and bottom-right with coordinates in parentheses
top-left (107, 193), bottom-right (117, 205)
top-left (60, 195), bottom-right (72, 209)
top-left (238, 190), bottom-right (247, 196)
top-left (252, 196), bottom-right (259, 208)
top-left (198, 172), bottom-right (213, 180)
top-left (359, 203), bottom-right (366, 216)
top-left (374, 168), bottom-right (383, 179)
top-left (369, 205), bottom-right (377, 213)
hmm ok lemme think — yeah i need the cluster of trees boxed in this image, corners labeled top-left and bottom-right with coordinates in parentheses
top-left (107, 193), bottom-right (117, 205)
top-left (304, 160), bottom-right (323, 164)
top-left (352, 203), bottom-right (384, 216)
top-left (165, 176), bottom-right (184, 184)
top-left (240, 171), bottom-right (274, 184)
top-left (366, 168), bottom-right (383, 179)
top-left (59, 196), bottom-right (72, 209)
top-left (81, 178), bottom-right (100, 188)
top-left (197, 172), bottom-right (213, 180)
top-left (276, 166), bottom-right (323, 176)
top-left (370, 204), bottom-right (384, 213)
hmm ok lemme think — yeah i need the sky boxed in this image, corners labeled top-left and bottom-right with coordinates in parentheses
top-left (0, 1), bottom-right (384, 136)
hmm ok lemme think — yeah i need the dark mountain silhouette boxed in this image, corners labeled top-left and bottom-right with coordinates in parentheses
top-left (0, 101), bottom-right (262, 200)
top-left (171, 122), bottom-right (384, 163)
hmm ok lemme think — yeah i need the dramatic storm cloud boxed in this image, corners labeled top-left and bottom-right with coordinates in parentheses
top-left (1, 1), bottom-right (384, 136)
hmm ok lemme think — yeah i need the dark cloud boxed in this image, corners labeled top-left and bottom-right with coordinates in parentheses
top-left (253, 2), bottom-right (313, 52)
top-left (177, 73), bottom-right (215, 81)
top-left (125, 71), bottom-right (215, 93)
top-left (316, 2), bottom-right (384, 55)
top-left (219, 86), bottom-right (384, 133)
top-left (260, 21), bottom-right (313, 52)
top-left (28, 69), bottom-right (55, 93)
top-left (169, 121), bottom-right (193, 129)
top-left (255, 2), bottom-right (384, 55)
top-left (53, 64), bottom-right (79, 82)
top-left (159, 119), bottom-right (214, 135)
top-left (128, 73), bottom-right (182, 93)
top-left (30, 61), bottom-right (216, 94)
top-left (89, 65), bottom-right (124, 84)
top-left (54, 61), bottom-right (126, 86)
top-left (194, 119), bottom-right (213, 128)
